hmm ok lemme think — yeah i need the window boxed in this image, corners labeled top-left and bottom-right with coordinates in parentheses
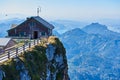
top-left (48, 29), bottom-right (52, 35)
top-left (19, 32), bottom-right (26, 37)
top-left (24, 32), bottom-right (26, 35)
top-left (15, 29), bottom-right (16, 34)
top-left (41, 32), bottom-right (45, 36)
top-left (48, 29), bottom-right (50, 33)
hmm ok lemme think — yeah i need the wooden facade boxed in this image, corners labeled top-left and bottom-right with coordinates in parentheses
top-left (7, 16), bottom-right (54, 39)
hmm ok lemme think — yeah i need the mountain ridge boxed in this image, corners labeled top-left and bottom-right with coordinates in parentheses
top-left (60, 28), bottom-right (120, 80)
top-left (82, 23), bottom-right (120, 39)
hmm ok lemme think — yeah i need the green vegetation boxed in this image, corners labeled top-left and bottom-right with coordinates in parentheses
top-left (48, 36), bottom-right (67, 64)
top-left (1, 39), bottom-right (48, 80)
top-left (48, 36), bottom-right (66, 55)
top-left (22, 45), bottom-right (47, 80)
top-left (1, 60), bottom-right (19, 80)
top-left (0, 36), bottom-right (68, 80)
top-left (56, 71), bottom-right (63, 80)
top-left (48, 36), bottom-right (68, 79)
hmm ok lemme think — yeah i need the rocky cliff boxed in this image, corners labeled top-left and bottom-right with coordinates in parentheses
top-left (0, 36), bottom-right (70, 80)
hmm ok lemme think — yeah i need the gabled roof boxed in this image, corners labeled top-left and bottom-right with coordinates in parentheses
top-left (8, 16), bottom-right (54, 31)
top-left (32, 16), bottom-right (54, 29)
top-left (0, 38), bottom-right (11, 46)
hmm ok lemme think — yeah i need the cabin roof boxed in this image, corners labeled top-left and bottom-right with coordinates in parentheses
top-left (0, 38), bottom-right (11, 46)
top-left (8, 16), bottom-right (54, 31)
top-left (32, 16), bottom-right (54, 29)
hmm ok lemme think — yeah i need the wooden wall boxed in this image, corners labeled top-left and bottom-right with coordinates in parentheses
top-left (8, 17), bottom-right (52, 39)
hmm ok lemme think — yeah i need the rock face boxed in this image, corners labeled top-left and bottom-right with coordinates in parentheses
top-left (46, 36), bottom-right (70, 80)
top-left (0, 68), bottom-right (5, 80)
top-left (15, 58), bottom-right (31, 80)
top-left (0, 36), bottom-right (69, 80)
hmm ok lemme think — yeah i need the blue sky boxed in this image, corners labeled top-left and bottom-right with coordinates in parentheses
top-left (0, 0), bottom-right (120, 20)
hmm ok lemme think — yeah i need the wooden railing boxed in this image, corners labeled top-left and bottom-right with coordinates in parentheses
top-left (0, 39), bottom-right (40, 63)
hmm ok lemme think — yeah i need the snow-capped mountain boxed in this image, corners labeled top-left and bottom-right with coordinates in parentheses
top-left (60, 28), bottom-right (120, 80)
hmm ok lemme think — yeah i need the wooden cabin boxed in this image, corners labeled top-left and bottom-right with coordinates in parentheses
top-left (0, 38), bottom-right (16, 54)
top-left (7, 16), bottom-right (54, 39)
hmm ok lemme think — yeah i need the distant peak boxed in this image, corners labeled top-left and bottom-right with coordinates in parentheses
top-left (72, 28), bottom-right (81, 30)
top-left (63, 28), bottom-right (87, 36)
top-left (82, 22), bottom-right (114, 35)
top-left (91, 22), bottom-right (99, 25)
top-left (84, 22), bottom-right (108, 30)
top-left (90, 22), bottom-right (106, 27)
top-left (71, 28), bottom-right (85, 32)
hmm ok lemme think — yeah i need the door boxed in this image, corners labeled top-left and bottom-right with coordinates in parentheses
top-left (33, 31), bottom-right (38, 39)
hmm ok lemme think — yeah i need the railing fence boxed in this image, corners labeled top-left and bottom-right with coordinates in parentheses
top-left (0, 39), bottom-right (40, 63)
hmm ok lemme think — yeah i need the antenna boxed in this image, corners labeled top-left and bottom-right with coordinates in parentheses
top-left (37, 7), bottom-right (39, 16)
top-left (37, 6), bottom-right (41, 16)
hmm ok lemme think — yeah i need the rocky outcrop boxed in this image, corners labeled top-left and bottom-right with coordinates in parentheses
top-left (0, 68), bottom-right (5, 80)
top-left (0, 36), bottom-right (69, 80)
top-left (15, 58), bottom-right (31, 80)
top-left (46, 36), bottom-right (70, 80)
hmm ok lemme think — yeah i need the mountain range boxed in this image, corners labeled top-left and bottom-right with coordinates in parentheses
top-left (50, 20), bottom-right (88, 34)
top-left (0, 18), bottom-right (120, 80)
top-left (60, 23), bottom-right (120, 80)
top-left (82, 23), bottom-right (120, 39)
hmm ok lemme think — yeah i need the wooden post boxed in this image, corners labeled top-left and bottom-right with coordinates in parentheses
top-left (23, 45), bottom-right (25, 52)
top-left (34, 40), bottom-right (35, 45)
top-left (37, 39), bottom-right (39, 44)
top-left (29, 43), bottom-right (31, 48)
top-left (16, 48), bottom-right (18, 57)
top-left (8, 51), bottom-right (10, 59)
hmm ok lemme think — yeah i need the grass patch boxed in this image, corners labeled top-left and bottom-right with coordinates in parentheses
top-left (48, 36), bottom-right (66, 56)
top-left (1, 59), bottom-right (19, 80)
top-left (0, 36), bottom-right (67, 80)
top-left (1, 41), bottom-right (48, 80)
top-left (21, 44), bottom-right (47, 79)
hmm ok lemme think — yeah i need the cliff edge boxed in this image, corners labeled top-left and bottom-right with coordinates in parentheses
top-left (0, 36), bottom-right (70, 80)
